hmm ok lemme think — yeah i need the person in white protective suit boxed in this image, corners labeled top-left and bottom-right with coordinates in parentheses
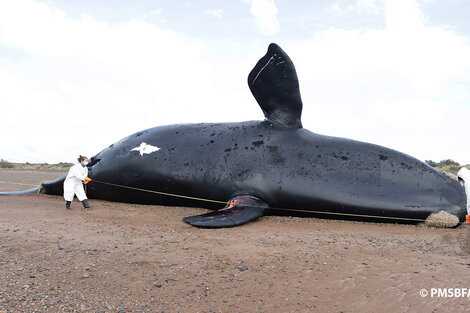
top-left (64, 155), bottom-right (93, 210)
top-left (457, 167), bottom-right (470, 223)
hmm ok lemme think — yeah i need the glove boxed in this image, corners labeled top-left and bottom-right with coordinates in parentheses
top-left (83, 177), bottom-right (92, 185)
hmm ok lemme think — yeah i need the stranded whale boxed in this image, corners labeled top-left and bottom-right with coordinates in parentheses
top-left (2, 43), bottom-right (466, 228)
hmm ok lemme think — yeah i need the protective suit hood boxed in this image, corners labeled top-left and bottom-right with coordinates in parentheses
top-left (458, 167), bottom-right (470, 183)
top-left (457, 167), bottom-right (470, 214)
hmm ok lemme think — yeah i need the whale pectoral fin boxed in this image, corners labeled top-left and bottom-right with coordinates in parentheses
top-left (248, 43), bottom-right (303, 128)
top-left (183, 196), bottom-right (267, 228)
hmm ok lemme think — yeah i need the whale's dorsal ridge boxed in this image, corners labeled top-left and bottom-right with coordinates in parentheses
top-left (248, 43), bottom-right (303, 128)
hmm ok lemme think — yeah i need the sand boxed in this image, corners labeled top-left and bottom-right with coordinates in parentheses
top-left (1, 169), bottom-right (470, 312)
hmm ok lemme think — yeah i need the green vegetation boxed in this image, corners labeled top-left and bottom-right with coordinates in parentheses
top-left (0, 160), bottom-right (73, 171)
top-left (426, 159), bottom-right (469, 175)
top-left (0, 159), bottom-right (14, 168)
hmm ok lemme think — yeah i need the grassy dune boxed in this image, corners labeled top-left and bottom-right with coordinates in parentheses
top-left (434, 164), bottom-right (468, 175)
top-left (0, 161), bottom-right (73, 172)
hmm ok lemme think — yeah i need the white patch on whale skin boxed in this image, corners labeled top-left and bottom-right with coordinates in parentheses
top-left (131, 142), bottom-right (160, 156)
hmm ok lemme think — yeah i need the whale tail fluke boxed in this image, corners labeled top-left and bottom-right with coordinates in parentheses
top-left (248, 43), bottom-right (303, 128)
top-left (183, 195), bottom-right (267, 228)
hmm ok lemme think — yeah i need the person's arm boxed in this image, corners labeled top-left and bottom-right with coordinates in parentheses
top-left (71, 165), bottom-right (87, 181)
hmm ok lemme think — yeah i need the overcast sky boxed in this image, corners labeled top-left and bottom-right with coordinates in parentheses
top-left (0, 0), bottom-right (469, 164)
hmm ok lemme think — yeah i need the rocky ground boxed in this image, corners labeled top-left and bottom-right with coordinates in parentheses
top-left (1, 169), bottom-right (470, 312)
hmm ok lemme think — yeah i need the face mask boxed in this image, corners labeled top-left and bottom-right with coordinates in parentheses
top-left (461, 182), bottom-right (465, 189)
top-left (81, 161), bottom-right (88, 167)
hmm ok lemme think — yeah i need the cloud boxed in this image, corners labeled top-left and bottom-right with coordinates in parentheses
top-left (247, 0), bottom-right (280, 35)
top-left (288, 0), bottom-right (470, 163)
top-left (206, 9), bottom-right (223, 19)
top-left (330, 0), bottom-right (382, 15)
top-left (150, 9), bottom-right (162, 15)
top-left (0, 0), bottom-right (469, 166)
top-left (0, 0), bottom-right (254, 163)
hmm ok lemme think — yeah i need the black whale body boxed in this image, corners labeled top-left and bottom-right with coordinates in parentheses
top-left (4, 43), bottom-right (466, 227)
top-left (86, 121), bottom-right (465, 220)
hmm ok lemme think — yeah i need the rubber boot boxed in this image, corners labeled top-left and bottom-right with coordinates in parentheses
top-left (65, 201), bottom-right (72, 210)
top-left (82, 199), bottom-right (93, 210)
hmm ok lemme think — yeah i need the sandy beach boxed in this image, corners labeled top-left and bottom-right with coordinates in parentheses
top-left (1, 169), bottom-right (470, 312)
